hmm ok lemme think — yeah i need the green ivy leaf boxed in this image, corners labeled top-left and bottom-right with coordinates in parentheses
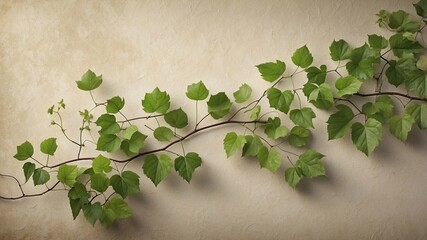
top-left (405, 103), bottom-right (427, 129)
top-left (405, 69), bottom-right (427, 98)
top-left (57, 165), bottom-right (84, 187)
top-left (153, 126), bottom-right (174, 142)
top-left (14, 141), bottom-right (34, 161)
top-left (257, 147), bottom-right (281, 173)
top-left (91, 173), bottom-right (110, 193)
top-left (389, 33), bottom-right (423, 58)
top-left (141, 87), bottom-right (171, 114)
top-left (92, 154), bottom-right (112, 174)
top-left (305, 65), bottom-right (327, 84)
top-left (389, 114), bottom-right (415, 141)
top-left (96, 134), bottom-right (121, 153)
top-left (249, 105), bottom-right (261, 121)
top-left (122, 125), bottom-right (139, 140)
top-left (76, 69), bottom-right (102, 91)
top-left (100, 197), bottom-right (132, 228)
top-left (186, 81), bottom-right (209, 100)
top-left (386, 58), bottom-right (417, 87)
top-left (174, 152), bottom-right (202, 183)
top-left (128, 131), bottom-right (147, 153)
top-left (207, 92), bottom-right (232, 119)
top-left (233, 83), bottom-right (252, 103)
top-left (23, 162), bottom-right (36, 183)
top-left (68, 182), bottom-right (90, 219)
top-left (106, 96), bottom-right (125, 114)
top-left (288, 126), bottom-right (310, 148)
top-left (110, 171), bottom-right (140, 198)
top-left (95, 114), bottom-right (120, 135)
top-left (256, 60), bottom-right (286, 82)
top-left (388, 10), bottom-right (422, 33)
top-left (329, 39), bottom-right (352, 61)
top-left (291, 45), bottom-right (313, 68)
top-left (120, 140), bottom-right (135, 157)
top-left (335, 76), bottom-right (363, 97)
top-left (263, 117), bottom-right (289, 140)
top-left (40, 138), bottom-right (58, 156)
top-left (296, 150), bottom-right (326, 178)
top-left (284, 167), bottom-right (302, 188)
top-left (223, 132), bottom-right (247, 158)
top-left (242, 135), bottom-right (264, 157)
top-left (33, 168), bottom-right (50, 185)
top-left (362, 96), bottom-right (395, 123)
top-left (303, 83), bottom-right (334, 110)
top-left (164, 108), bottom-right (189, 129)
top-left (327, 104), bottom-right (354, 140)
top-left (346, 44), bottom-right (380, 80)
top-left (143, 154), bottom-right (172, 186)
top-left (414, 0), bottom-right (427, 18)
top-left (289, 107), bottom-right (316, 128)
top-left (267, 88), bottom-right (294, 114)
top-left (416, 56), bottom-right (427, 72)
top-left (82, 202), bottom-right (103, 226)
top-left (351, 118), bottom-right (383, 156)
top-left (368, 34), bottom-right (388, 49)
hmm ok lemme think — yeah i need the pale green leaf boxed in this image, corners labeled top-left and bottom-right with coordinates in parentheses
top-left (291, 45), bottom-right (313, 68)
top-left (40, 138), bottom-right (58, 156)
top-left (153, 126), bottom-right (174, 142)
top-left (141, 87), bottom-right (170, 114)
top-left (335, 76), bottom-right (363, 97)
top-left (122, 125), bottom-right (138, 140)
top-left (242, 135), bottom-right (264, 157)
top-left (389, 114), bottom-right (415, 141)
top-left (249, 105), bottom-right (261, 121)
top-left (57, 165), bottom-right (84, 187)
top-left (233, 83), bottom-right (252, 103)
top-left (296, 150), bottom-right (326, 178)
top-left (289, 107), bottom-right (316, 128)
top-left (405, 103), bottom-right (427, 129)
top-left (256, 60), bottom-right (286, 82)
top-left (76, 69), bottom-right (102, 91)
top-left (351, 118), bottom-right (383, 156)
top-left (416, 55), bottom-right (427, 72)
top-left (257, 147), bottom-right (281, 173)
top-left (346, 44), bottom-right (380, 80)
top-left (329, 39), bottom-right (352, 61)
top-left (223, 132), bottom-right (247, 158)
top-left (263, 117), bottom-right (289, 140)
top-left (285, 167), bottom-right (302, 188)
top-left (186, 81), bottom-right (209, 100)
top-left (95, 114), bottom-right (120, 135)
top-left (288, 126), bottom-right (310, 148)
top-left (92, 154), bottom-right (112, 174)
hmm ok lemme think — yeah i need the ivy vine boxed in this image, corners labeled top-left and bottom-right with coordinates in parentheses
top-left (2, 1), bottom-right (427, 228)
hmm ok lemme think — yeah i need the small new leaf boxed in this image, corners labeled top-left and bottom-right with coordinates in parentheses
top-left (76, 69), bottom-right (103, 91)
top-left (291, 45), bottom-right (313, 68)
top-left (186, 81), bottom-right (209, 100)
top-left (14, 141), bottom-right (34, 161)
top-left (256, 60), bottom-right (286, 82)
top-left (233, 83), bottom-right (252, 103)
top-left (40, 138), bottom-right (58, 156)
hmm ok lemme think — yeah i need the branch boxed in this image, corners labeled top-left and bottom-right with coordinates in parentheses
top-left (355, 92), bottom-right (427, 102)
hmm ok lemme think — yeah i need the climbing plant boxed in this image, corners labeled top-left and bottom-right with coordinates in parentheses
top-left (1, 1), bottom-right (427, 228)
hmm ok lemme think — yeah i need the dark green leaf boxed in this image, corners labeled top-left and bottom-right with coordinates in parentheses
top-left (327, 104), bottom-right (354, 140)
top-left (95, 114), bottom-right (120, 135)
top-left (335, 76), bottom-right (363, 97)
top-left (296, 150), bottom-right (326, 178)
top-left (257, 147), bottom-right (281, 173)
top-left (223, 132), bottom-right (246, 158)
top-left (288, 126), bottom-right (310, 148)
top-left (289, 107), bottom-right (316, 128)
top-left (305, 65), bottom-right (327, 84)
top-left (405, 103), bottom-right (427, 129)
top-left (68, 182), bottom-right (90, 219)
top-left (153, 126), bottom-right (174, 142)
top-left (207, 92), bottom-right (232, 119)
top-left (14, 141), bottom-right (34, 161)
top-left (82, 202), bottom-right (103, 226)
top-left (186, 81), bottom-right (209, 100)
top-left (174, 152), bottom-right (202, 183)
top-left (368, 34), bottom-right (388, 49)
top-left (143, 154), bottom-right (172, 186)
top-left (389, 114), bottom-right (415, 141)
top-left (303, 83), bottom-right (334, 110)
top-left (23, 162), bottom-right (36, 183)
top-left (141, 87), bottom-right (171, 114)
top-left (291, 45), bottom-right (313, 68)
top-left (388, 10), bottom-right (422, 33)
top-left (346, 44), bottom-right (380, 80)
top-left (256, 60), bottom-right (286, 82)
top-left (351, 118), bottom-right (383, 156)
top-left (96, 134), bottom-right (121, 153)
top-left (329, 39), bottom-right (352, 61)
top-left (91, 173), bottom-right (110, 193)
top-left (33, 168), bottom-right (50, 185)
top-left (106, 96), bottom-right (125, 114)
top-left (414, 0), bottom-right (427, 18)
top-left (110, 171), bottom-right (140, 198)
top-left (233, 83), bottom-right (252, 103)
top-left (386, 58), bottom-right (417, 87)
top-left (40, 137), bottom-right (58, 156)
top-left (164, 108), bottom-right (188, 129)
top-left (389, 33), bottom-right (423, 58)
top-left (267, 88), bottom-right (294, 114)
top-left (263, 117), bottom-right (289, 140)
top-left (128, 131), bottom-right (147, 153)
top-left (120, 140), bottom-right (136, 157)
top-left (242, 135), bottom-right (264, 157)
top-left (100, 197), bottom-right (132, 228)
top-left (76, 69), bottom-right (102, 91)
top-left (285, 167), bottom-right (302, 188)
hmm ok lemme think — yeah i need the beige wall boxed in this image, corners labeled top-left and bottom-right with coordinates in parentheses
top-left (1, 0), bottom-right (427, 239)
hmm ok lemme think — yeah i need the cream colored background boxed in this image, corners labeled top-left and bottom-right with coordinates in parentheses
top-left (1, 0), bottom-right (426, 239)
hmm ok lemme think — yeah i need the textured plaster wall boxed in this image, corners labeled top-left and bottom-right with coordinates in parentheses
top-left (0, 0), bottom-right (426, 239)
